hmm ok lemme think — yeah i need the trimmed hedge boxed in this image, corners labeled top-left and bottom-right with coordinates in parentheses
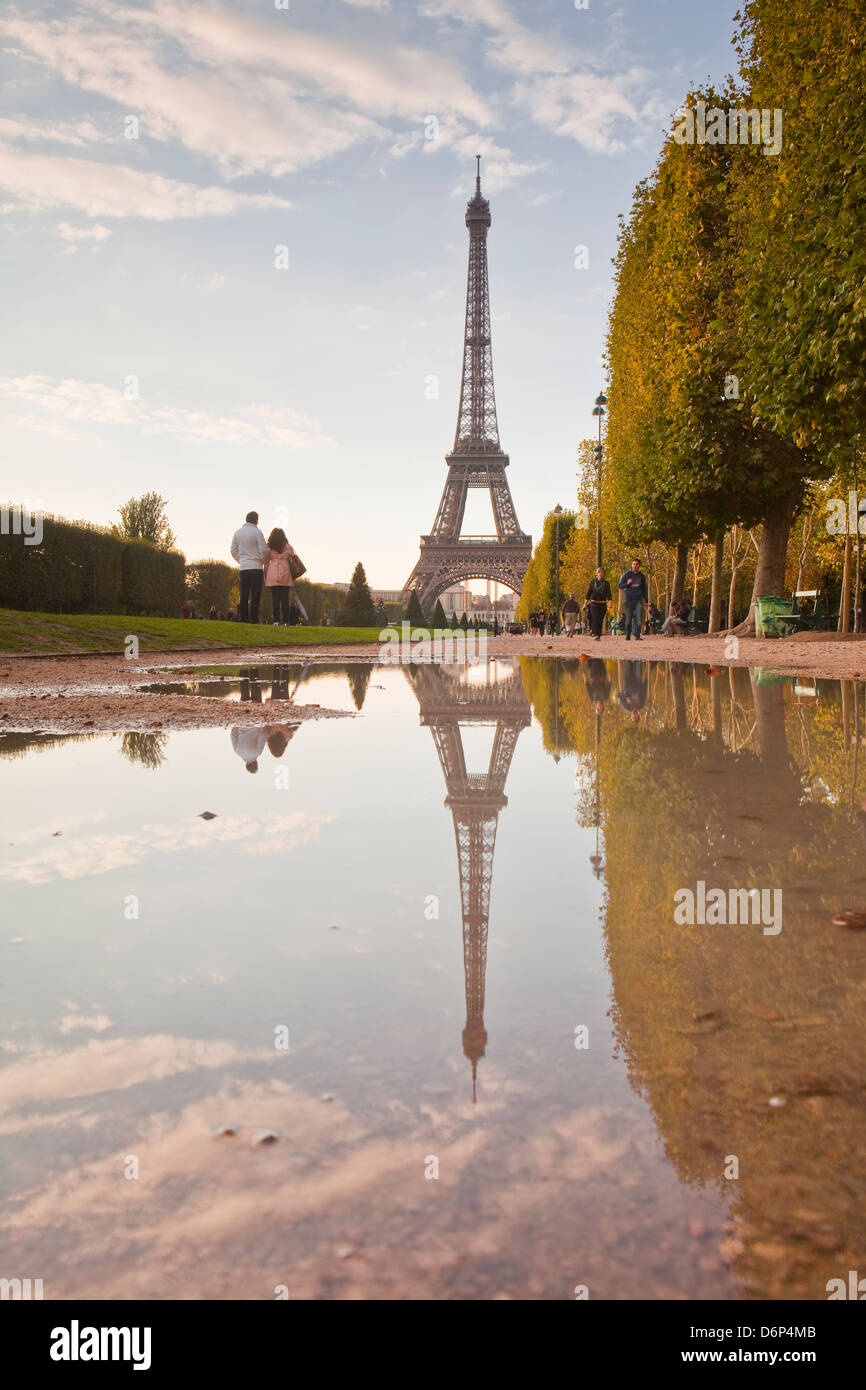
top-left (0, 514), bottom-right (185, 616)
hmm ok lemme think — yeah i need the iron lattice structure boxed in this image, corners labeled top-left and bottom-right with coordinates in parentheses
top-left (407, 660), bottom-right (530, 1099)
top-left (403, 159), bottom-right (532, 612)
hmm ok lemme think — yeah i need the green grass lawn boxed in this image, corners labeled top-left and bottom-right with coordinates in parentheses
top-left (0, 609), bottom-right (384, 655)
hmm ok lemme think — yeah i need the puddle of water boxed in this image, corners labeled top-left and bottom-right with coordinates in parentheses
top-left (1, 657), bottom-right (865, 1300)
top-left (137, 661), bottom-right (379, 712)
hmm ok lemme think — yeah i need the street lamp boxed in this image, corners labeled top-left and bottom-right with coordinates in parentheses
top-left (591, 392), bottom-right (607, 568)
top-left (553, 503), bottom-right (562, 628)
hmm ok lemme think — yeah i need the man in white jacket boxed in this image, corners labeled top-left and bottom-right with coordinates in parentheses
top-left (230, 510), bottom-right (268, 623)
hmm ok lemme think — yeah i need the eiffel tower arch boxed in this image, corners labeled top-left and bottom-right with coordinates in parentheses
top-left (406, 659), bottom-right (531, 1099)
top-left (403, 159), bottom-right (532, 613)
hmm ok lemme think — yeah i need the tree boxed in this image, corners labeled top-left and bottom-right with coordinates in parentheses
top-left (114, 492), bottom-right (176, 550)
top-left (460, 610), bottom-right (469, 630)
top-left (186, 560), bottom-right (235, 616)
top-left (405, 588), bottom-right (427, 627)
top-left (431, 598), bottom-right (447, 630)
top-left (340, 562), bottom-right (376, 626)
top-left (607, 85), bottom-right (819, 633)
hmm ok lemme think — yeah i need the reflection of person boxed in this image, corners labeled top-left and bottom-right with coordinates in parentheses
top-left (239, 668), bottom-right (263, 704)
top-left (584, 657), bottom-right (611, 712)
top-left (231, 726), bottom-right (268, 773)
top-left (265, 724), bottom-right (299, 758)
top-left (617, 660), bottom-right (647, 721)
top-left (585, 569), bottom-right (612, 640)
top-left (618, 558), bottom-right (648, 641)
top-left (231, 510), bottom-right (268, 624)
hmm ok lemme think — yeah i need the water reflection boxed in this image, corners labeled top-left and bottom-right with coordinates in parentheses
top-left (1, 658), bottom-right (865, 1301)
top-left (138, 661), bottom-right (376, 712)
top-left (522, 657), bottom-right (866, 1300)
top-left (406, 659), bottom-right (530, 1100)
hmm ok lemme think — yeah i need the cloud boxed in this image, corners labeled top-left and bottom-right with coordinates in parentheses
top-left (420, 0), bottom-right (651, 155)
top-left (0, 144), bottom-right (291, 219)
top-left (0, 376), bottom-right (334, 451)
top-left (0, 1), bottom-right (488, 181)
top-left (57, 221), bottom-right (112, 241)
top-left (0, 115), bottom-right (104, 146)
top-left (56, 220), bottom-right (112, 254)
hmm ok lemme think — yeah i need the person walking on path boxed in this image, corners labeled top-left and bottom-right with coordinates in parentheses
top-left (562, 593), bottom-right (581, 637)
top-left (264, 526), bottom-right (296, 626)
top-left (618, 558), bottom-right (648, 642)
top-left (231, 511), bottom-right (268, 624)
top-left (585, 568), bottom-right (612, 640)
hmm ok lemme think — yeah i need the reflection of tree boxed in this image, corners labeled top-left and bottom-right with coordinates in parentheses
top-left (0, 733), bottom-right (97, 760)
top-left (346, 663), bottom-right (373, 711)
top-left (598, 674), bottom-right (866, 1299)
top-left (120, 731), bottom-right (168, 770)
top-left (521, 657), bottom-right (866, 1296)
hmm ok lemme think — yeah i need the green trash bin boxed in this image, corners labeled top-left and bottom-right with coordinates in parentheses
top-left (754, 595), bottom-right (790, 638)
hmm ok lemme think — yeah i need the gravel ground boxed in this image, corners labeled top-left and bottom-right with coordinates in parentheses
top-left (0, 633), bottom-right (864, 732)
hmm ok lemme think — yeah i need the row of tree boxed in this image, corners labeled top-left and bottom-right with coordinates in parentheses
top-left (600, 0), bottom-right (866, 633)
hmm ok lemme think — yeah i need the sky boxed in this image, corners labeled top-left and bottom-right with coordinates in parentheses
top-left (0, 0), bottom-right (739, 589)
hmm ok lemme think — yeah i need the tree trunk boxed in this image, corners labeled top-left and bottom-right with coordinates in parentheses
top-left (731, 490), bottom-right (800, 636)
top-left (708, 528), bottom-right (723, 633)
top-left (839, 533), bottom-right (851, 634)
top-left (727, 527), bottom-right (741, 630)
top-left (691, 542), bottom-right (704, 608)
top-left (671, 540), bottom-right (687, 606)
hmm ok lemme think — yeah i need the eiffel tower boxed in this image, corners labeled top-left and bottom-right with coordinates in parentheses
top-left (407, 659), bottom-right (531, 1099)
top-left (403, 158), bottom-right (532, 612)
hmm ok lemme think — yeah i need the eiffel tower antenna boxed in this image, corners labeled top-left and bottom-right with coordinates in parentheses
top-left (403, 162), bottom-right (532, 613)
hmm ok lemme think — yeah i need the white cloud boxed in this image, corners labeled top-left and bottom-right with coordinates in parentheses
top-left (0, 144), bottom-right (291, 220)
top-left (0, 1), bottom-right (488, 181)
top-left (57, 221), bottom-right (112, 241)
top-left (57, 220), bottom-right (112, 254)
top-left (0, 115), bottom-right (104, 146)
top-left (0, 376), bottom-right (335, 452)
top-left (420, 0), bottom-right (651, 155)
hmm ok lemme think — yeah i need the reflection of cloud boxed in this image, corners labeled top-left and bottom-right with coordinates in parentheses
top-left (0, 1034), bottom-right (267, 1119)
top-left (1, 1071), bottom-right (706, 1300)
top-left (57, 1011), bottom-right (113, 1035)
top-left (0, 810), bottom-right (334, 885)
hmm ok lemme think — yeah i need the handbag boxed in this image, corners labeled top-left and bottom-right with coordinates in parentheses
top-left (288, 551), bottom-right (307, 580)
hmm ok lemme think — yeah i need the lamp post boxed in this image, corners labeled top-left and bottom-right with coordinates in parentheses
top-left (553, 503), bottom-right (562, 629)
top-left (591, 393), bottom-right (607, 568)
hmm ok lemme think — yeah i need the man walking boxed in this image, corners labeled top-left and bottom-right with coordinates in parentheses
top-left (231, 510), bottom-right (268, 624)
top-left (618, 558), bottom-right (648, 642)
top-left (584, 568), bottom-right (612, 640)
top-left (562, 592), bottom-right (581, 637)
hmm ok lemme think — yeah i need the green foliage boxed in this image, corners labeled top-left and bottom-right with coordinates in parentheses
top-left (0, 514), bottom-right (185, 615)
top-left (404, 588), bottom-right (427, 627)
top-left (733, 0), bottom-right (866, 463)
top-left (114, 492), bottom-right (176, 550)
top-left (340, 561), bottom-right (377, 627)
top-left (186, 560), bottom-right (236, 616)
top-left (431, 598), bottom-right (447, 629)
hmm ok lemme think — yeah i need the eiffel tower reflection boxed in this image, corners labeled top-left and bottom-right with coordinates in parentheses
top-left (407, 659), bottom-right (531, 1100)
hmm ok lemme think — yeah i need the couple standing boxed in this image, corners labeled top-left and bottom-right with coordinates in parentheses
top-left (230, 511), bottom-right (298, 625)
